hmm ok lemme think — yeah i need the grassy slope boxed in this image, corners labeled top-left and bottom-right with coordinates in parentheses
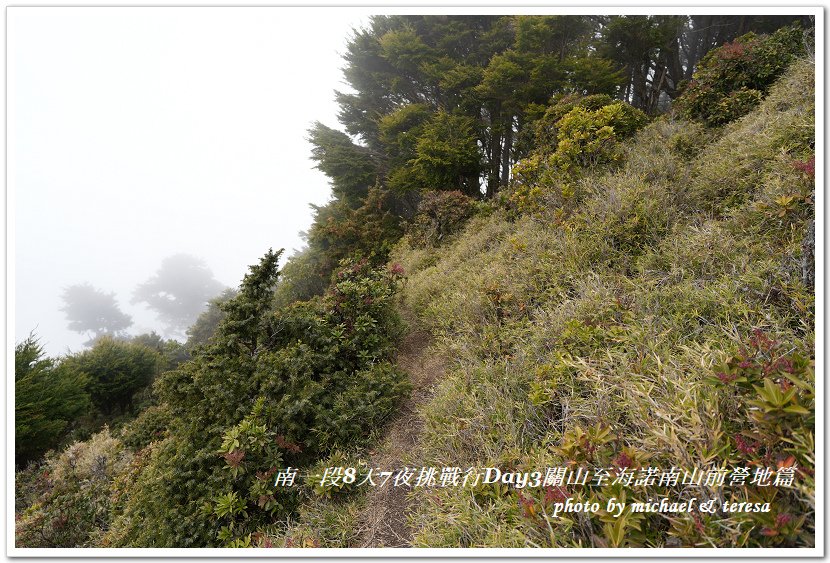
top-left (390, 58), bottom-right (815, 548)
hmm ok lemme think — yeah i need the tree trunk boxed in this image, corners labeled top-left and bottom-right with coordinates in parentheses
top-left (486, 104), bottom-right (502, 199)
top-left (665, 38), bottom-right (685, 98)
top-left (500, 118), bottom-right (513, 187)
top-left (488, 128), bottom-right (502, 198)
top-left (631, 64), bottom-right (650, 110)
top-left (648, 65), bottom-right (667, 112)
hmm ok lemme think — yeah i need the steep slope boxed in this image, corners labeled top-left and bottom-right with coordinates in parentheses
top-left (390, 58), bottom-right (815, 548)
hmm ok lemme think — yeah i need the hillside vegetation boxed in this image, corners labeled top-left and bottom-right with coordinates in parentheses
top-left (392, 57), bottom-right (815, 547)
top-left (15, 17), bottom-right (814, 550)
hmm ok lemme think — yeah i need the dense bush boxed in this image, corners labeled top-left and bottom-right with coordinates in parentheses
top-left (99, 251), bottom-right (409, 547)
top-left (119, 404), bottom-right (171, 450)
top-left (305, 186), bottom-right (404, 285)
top-left (507, 99), bottom-right (648, 215)
top-left (676, 25), bottom-right (807, 125)
top-left (551, 102), bottom-right (649, 170)
top-left (527, 94), bottom-right (616, 149)
top-left (703, 329), bottom-right (814, 545)
top-left (61, 337), bottom-right (160, 416)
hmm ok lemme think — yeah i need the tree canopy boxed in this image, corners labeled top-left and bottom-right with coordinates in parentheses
top-left (61, 336), bottom-right (160, 416)
top-left (132, 254), bottom-right (226, 338)
top-left (61, 283), bottom-right (132, 346)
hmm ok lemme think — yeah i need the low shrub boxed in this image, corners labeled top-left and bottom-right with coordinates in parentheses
top-left (15, 428), bottom-right (130, 547)
top-left (119, 404), bottom-right (171, 450)
top-left (407, 190), bottom-right (476, 247)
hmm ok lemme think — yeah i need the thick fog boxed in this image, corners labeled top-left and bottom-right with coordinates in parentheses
top-left (10, 8), bottom-right (371, 356)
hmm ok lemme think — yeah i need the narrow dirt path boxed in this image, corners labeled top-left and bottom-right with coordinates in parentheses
top-left (354, 326), bottom-right (445, 548)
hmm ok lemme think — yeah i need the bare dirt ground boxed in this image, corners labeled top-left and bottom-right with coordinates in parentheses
top-left (353, 327), bottom-right (445, 548)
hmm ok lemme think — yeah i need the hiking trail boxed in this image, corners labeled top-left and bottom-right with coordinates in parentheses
top-left (354, 325), bottom-right (445, 548)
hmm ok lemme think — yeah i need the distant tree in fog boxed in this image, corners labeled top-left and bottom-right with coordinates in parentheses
top-left (131, 254), bottom-right (225, 338)
top-left (60, 283), bottom-right (133, 346)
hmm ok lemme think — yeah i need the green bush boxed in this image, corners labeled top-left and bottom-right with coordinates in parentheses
top-left (119, 404), bottom-right (171, 450)
top-left (528, 94), bottom-right (616, 149)
top-left (305, 186), bottom-right (404, 283)
top-left (552, 102), bottom-right (649, 170)
top-left (676, 26), bottom-right (807, 126)
top-left (61, 336), bottom-right (159, 417)
top-left (507, 99), bottom-right (648, 216)
top-left (101, 252), bottom-right (409, 547)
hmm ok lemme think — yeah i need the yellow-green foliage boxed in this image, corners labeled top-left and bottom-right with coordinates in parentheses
top-left (390, 58), bottom-right (814, 548)
top-left (507, 99), bottom-right (649, 216)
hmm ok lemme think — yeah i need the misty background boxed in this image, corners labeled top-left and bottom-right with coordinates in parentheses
top-left (10, 7), bottom-right (371, 356)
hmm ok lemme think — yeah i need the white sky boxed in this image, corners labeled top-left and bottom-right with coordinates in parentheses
top-left (9, 7), bottom-right (372, 356)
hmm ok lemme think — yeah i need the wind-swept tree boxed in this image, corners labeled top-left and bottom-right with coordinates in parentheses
top-left (61, 283), bottom-right (132, 346)
top-left (284, 15), bottom-right (629, 299)
top-left (132, 254), bottom-right (225, 338)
